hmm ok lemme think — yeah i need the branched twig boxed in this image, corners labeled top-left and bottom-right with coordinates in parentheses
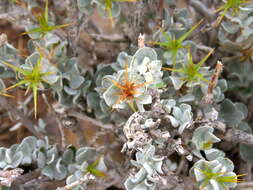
top-left (247, 94), bottom-right (253, 121)
top-left (175, 157), bottom-right (186, 175)
top-left (196, 44), bottom-right (213, 52)
top-left (68, 111), bottom-right (114, 130)
top-left (0, 7), bottom-right (36, 27)
top-left (236, 181), bottom-right (253, 189)
top-left (189, 0), bottom-right (214, 21)
top-left (24, 177), bottom-right (65, 190)
top-left (89, 34), bottom-right (128, 43)
top-left (223, 128), bottom-right (253, 146)
top-left (42, 93), bottom-right (66, 148)
top-left (0, 96), bottom-right (42, 138)
top-left (66, 0), bottom-right (89, 57)
top-left (0, 168), bottom-right (24, 187)
top-left (12, 169), bottom-right (41, 186)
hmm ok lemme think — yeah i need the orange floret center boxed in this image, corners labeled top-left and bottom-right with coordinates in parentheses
top-left (107, 64), bottom-right (147, 106)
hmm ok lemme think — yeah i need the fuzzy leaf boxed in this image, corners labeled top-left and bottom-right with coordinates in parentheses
top-left (219, 99), bottom-right (245, 126)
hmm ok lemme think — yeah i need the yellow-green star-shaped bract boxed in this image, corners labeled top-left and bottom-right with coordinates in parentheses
top-left (21, 0), bottom-right (70, 37)
top-left (86, 157), bottom-right (107, 178)
top-left (215, 0), bottom-right (253, 25)
top-left (103, 0), bottom-right (137, 26)
top-left (153, 19), bottom-right (203, 66)
top-left (1, 57), bottom-right (55, 118)
top-left (164, 49), bottom-right (214, 84)
top-left (196, 166), bottom-right (246, 190)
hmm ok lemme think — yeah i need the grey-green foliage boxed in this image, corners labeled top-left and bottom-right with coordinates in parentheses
top-left (219, 99), bottom-right (247, 127)
top-left (0, 136), bottom-right (101, 184)
top-left (0, 50), bottom-right (59, 106)
top-left (226, 60), bottom-right (253, 100)
top-left (27, 33), bottom-right (68, 64)
top-left (192, 126), bottom-right (221, 150)
top-left (96, 0), bottom-right (121, 18)
top-left (31, 33), bottom-right (90, 108)
top-left (125, 144), bottom-right (163, 190)
top-left (199, 79), bottom-right (227, 103)
top-left (165, 78), bottom-right (227, 105)
top-left (23, 52), bottom-right (59, 87)
top-left (218, 9), bottom-right (253, 47)
top-left (218, 9), bottom-right (253, 100)
top-left (27, 33), bottom-right (91, 108)
top-left (87, 64), bottom-right (117, 123)
top-left (77, 0), bottom-right (94, 15)
top-left (190, 122), bottom-right (243, 189)
top-left (237, 122), bottom-right (253, 165)
top-left (154, 9), bottom-right (227, 105)
top-left (2, 2), bottom-right (253, 189)
top-left (190, 157), bottom-right (238, 190)
top-left (0, 145), bottom-right (23, 170)
top-left (0, 39), bottom-right (18, 63)
top-left (55, 57), bottom-right (91, 107)
top-left (162, 99), bottom-right (193, 134)
top-left (65, 156), bottom-right (107, 190)
top-left (91, 47), bottom-right (162, 123)
top-left (20, 0), bottom-right (66, 40)
top-left (153, 8), bottom-right (197, 65)
top-left (0, 40), bottom-right (18, 78)
top-left (99, 47), bottom-right (164, 112)
top-left (153, 8), bottom-right (193, 41)
top-left (77, 0), bottom-right (124, 19)
top-left (191, 126), bottom-right (225, 161)
top-left (130, 48), bottom-right (164, 89)
top-left (167, 63), bottom-right (227, 104)
top-left (169, 59), bottom-right (211, 91)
